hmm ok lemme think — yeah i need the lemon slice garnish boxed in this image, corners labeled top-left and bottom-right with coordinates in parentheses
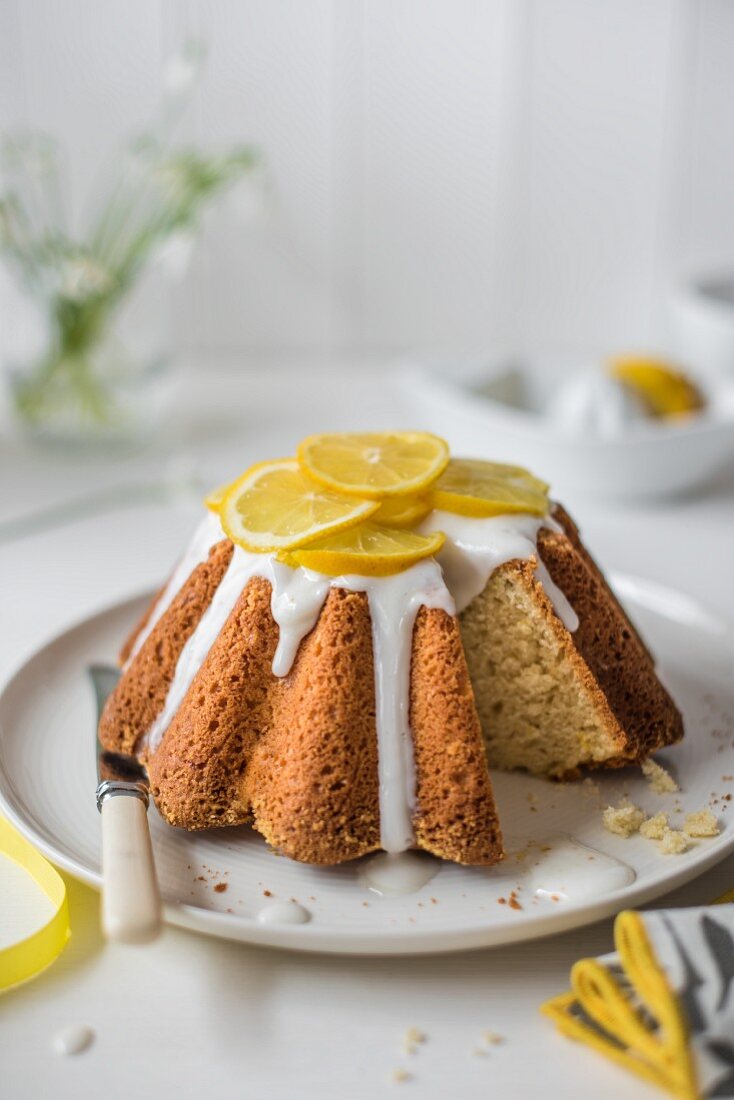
top-left (204, 483), bottom-right (230, 513)
top-left (279, 522), bottom-right (445, 577)
top-left (372, 494), bottom-right (432, 528)
top-left (430, 459), bottom-right (549, 518)
top-left (297, 431), bottom-right (450, 499)
top-left (220, 458), bottom-right (379, 553)
top-left (609, 356), bottom-right (704, 419)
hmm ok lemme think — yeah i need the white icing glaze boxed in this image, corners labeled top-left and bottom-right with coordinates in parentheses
top-left (141, 504), bottom-right (579, 854)
top-left (51, 1024), bottom-right (95, 1056)
top-left (421, 510), bottom-right (579, 631)
top-left (524, 834), bottom-right (635, 901)
top-left (125, 510), bottom-right (223, 667)
top-left (359, 851), bottom-right (440, 897)
top-left (256, 901), bottom-right (311, 924)
top-left (145, 547), bottom-right (330, 752)
top-left (334, 562), bottom-right (454, 853)
top-left (268, 561), bottom-right (331, 677)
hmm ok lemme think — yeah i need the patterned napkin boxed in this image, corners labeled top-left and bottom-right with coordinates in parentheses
top-left (543, 898), bottom-right (734, 1099)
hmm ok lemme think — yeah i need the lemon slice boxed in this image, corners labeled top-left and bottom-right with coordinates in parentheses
top-left (430, 458), bottom-right (549, 518)
top-left (279, 522), bottom-right (445, 577)
top-left (609, 356), bottom-right (704, 419)
top-left (297, 431), bottom-right (450, 499)
top-left (372, 494), bottom-right (432, 528)
top-left (220, 458), bottom-right (379, 553)
top-left (204, 483), bottom-right (230, 513)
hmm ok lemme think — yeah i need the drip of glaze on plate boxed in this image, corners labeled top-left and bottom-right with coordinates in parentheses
top-left (359, 851), bottom-right (440, 897)
top-left (51, 1025), bottom-right (95, 1056)
top-left (256, 901), bottom-right (311, 925)
top-left (523, 834), bottom-right (635, 902)
top-left (142, 509), bottom-right (578, 856)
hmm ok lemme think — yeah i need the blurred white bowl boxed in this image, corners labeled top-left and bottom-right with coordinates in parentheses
top-left (400, 350), bottom-right (734, 501)
top-left (671, 274), bottom-right (734, 375)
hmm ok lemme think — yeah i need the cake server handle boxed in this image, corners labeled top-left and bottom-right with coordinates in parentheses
top-left (98, 784), bottom-right (162, 944)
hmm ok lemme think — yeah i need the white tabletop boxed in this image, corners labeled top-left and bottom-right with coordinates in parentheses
top-left (2, 359), bottom-right (734, 1100)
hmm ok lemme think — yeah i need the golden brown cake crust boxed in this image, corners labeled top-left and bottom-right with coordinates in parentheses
top-left (410, 606), bottom-right (503, 864)
top-left (103, 556), bottom-right (502, 864)
top-left (147, 575), bottom-right (280, 831)
top-left (244, 587), bottom-right (381, 863)
top-left (118, 580), bottom-right (166, 667)
top-left (146, 580), bottom-right (501, 865)
top-left (539, 506), bottom-right (684, 766)
top-left (99, 539), bottom-right (234, 756)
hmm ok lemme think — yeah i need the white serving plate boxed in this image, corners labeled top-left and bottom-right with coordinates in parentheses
top-left (400, 351), bottom-right (734, 500)
top-left (1, 577), bottom-right (733, 956)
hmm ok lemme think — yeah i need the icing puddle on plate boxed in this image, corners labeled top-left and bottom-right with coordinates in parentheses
top-left (511, 833), bottom-right (636, 902)
top-left (355, 834), bottom-right (634, 903)
top-left (256, 900), bottom-right (311, 925)
top-left (359, 851), bottom-right (441, 897)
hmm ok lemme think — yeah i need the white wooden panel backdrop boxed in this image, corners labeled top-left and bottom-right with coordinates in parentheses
top-left (1, 0), bottom-right (733, 360)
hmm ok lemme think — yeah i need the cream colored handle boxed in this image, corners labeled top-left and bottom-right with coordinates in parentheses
top-left (101, 794), bottom-right (162, 944)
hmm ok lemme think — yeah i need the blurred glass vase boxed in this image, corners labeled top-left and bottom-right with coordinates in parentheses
top-left (0, 43), bottom-right (258, 446)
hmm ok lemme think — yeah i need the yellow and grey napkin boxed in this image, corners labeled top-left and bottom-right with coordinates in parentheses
top-left (544, 901), bottom-right (734, 1099)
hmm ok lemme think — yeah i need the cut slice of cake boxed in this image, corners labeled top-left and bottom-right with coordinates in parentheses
top-left (460, 505), bottom-right (683, 779)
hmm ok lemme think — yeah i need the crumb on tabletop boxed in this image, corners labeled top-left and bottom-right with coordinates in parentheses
top-left (391, 1068), bottom-right (412, 1084)
top-left (660, 828), bottom-right (688, 855)
top-left (401, 1027), bottom-right (426, 1055)
top-left (640, 812), bottom-right (668, 840)
top-left (642, 758), bottom-right (679, 794)
top-left (684, 809), bottom-right (720, 838)
top-left (213, 882), bottom-right (228, 893)
top-left (602, 801), bottom-right (645, 837)
top-left (482, 1030), bottom-right (504, 1045)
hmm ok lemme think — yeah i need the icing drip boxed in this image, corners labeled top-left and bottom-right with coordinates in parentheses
top-left (268, 561), bottom-right (331, 677)
top-left (141, 507), bottom-right (579, 853)
top-left (125, 511), bottom-right (223, 668)
top-left (145, 548), bottom-right (331, 752)
top-left (333, 562), bottom-right (454, 853)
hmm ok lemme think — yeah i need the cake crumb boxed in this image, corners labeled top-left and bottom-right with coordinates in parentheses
top-left (642, 759), bottom-right (679, 794)
top-left (263, 889), bottom-right (272, 897)
top-left (391, 1068), bottom-right (412, 1084)
top-left (402, 1028), bottom-right (426, 1055)
top-left (602, 801), bottom-right (645, 837)
top-left (660, 828), bottom-right (688, 855)
top-left (640, 812), bottom-right (668, 840)
top-left (482, 1030), bottom-right (504, 1045)
top-left (684, 810), bottom-right (720, 838)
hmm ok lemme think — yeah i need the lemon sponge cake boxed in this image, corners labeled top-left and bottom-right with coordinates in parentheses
top-left (99, 432), bottom-right (683, 865)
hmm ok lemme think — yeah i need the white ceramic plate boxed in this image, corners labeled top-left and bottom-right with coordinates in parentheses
top-left (1, 577), bottom-right (733, 955)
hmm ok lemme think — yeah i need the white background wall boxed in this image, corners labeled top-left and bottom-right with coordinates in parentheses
top-left (1, 0), bottom-right (733, 362)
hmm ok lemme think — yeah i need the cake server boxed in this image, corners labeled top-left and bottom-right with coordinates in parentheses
top-left (89, 664), bottom-right (162, 945)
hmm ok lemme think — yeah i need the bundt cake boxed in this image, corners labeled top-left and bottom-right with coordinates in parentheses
top-left (99, 431), bottom-right (683, 866)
